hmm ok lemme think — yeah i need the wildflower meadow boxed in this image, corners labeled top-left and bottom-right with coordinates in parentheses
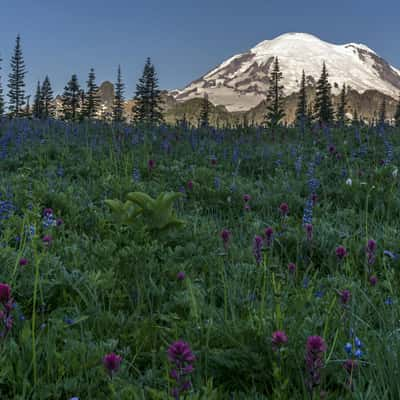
top-left (0, 118), bottom-right (400, 399)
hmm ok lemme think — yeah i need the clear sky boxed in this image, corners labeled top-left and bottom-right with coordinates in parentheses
top-left (1, 0), bottom-right (399, 98)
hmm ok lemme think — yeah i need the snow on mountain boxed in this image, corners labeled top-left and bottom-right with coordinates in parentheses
top-left (173, 32), bottom-right (400, 112)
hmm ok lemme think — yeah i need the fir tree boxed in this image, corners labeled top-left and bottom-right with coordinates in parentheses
top-left (394, 96), bottom-right (400, 127)
top-left (378, 98), bottom-right (386, 126)
top-left (24, 95), bottom-right (31, 117)
top-left (113, 65), bottom-right (125, 123)
top-left (264, 57), bottom-right (285, 129)
top-left (336, 84), bottom-right (347, 127)
top-left (314, 62), bottom-right (334, 125)
top-left (41, 76), bottom-right (55, 118)
top-left (0, 55), bottom-right (4, 116)
top-left (199, 93), bottom-right (210, 128)
top-left (8, 35), bottom-right (27, 117)
top-left (32, 81), bottom-right (43, 118)
top-left (352, 108), bottom-right (359, 126)
top-left (295, 70), bottom-right (308, 131)
top-left (132, 57), bottom-right (164, 125)
top-left (83, 68), bottom-right (100, 119)
top-left (61, 74), bottom-right (81, 121)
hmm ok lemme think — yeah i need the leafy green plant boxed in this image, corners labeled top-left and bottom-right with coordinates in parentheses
top-left (105, 191), bottom-right (185, 232)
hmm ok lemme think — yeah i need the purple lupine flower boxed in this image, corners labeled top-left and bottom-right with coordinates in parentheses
top-left (279, 202), bottom-right (289, 216)
top-left (19, 258), bottom-right (28, 266)
top-left (288, 262), bottom-right (296, 273)
top-left (253, 235), bottom-right (263, 265)
top-left (220, 229), bottom-right (231, 251)
top-left (56, 218), bottom-right (63, 227)
top-left (167, 340), bottom-right (195, 399)
top-left (305, 335), bottom-right (327, 391)
top-left (0, 284), bottom-right (11, 303)
top-left (264, 227), bottom-right (274, 248)
top-left (0, 283), bottom-right (13, 338)
top-left (366, 239), bottom-right (377, 265)
top-left (243, 194), bottom-right (251, 203)
top-left (103, 352), bottom-right (122, 377)
top-left (335, 246), bottom-right (347, 261)
top-left (369, 275), bottom-right (378, 286)
top-left (339, 289), bottom-right (351, 305)
top-left (272, 330), bottom-right (288, 351)
top-left (43, 208), bottom-right (53, 217)
top-left (304, 223), bottom-right (313, 241)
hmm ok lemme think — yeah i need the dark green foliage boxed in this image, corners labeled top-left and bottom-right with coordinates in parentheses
top-left (132, 57), bottom-right (164, 125)
top-left (61, 74), bottom-right (81, 121)
top-left (336, 84), bottom-right (347, 127)
top-left (264, 57), bottom-right (285, 128)
top-left (32, 81), bottom-right (43, 119)
top-left (199, 93), bottom-right (210, 128)
top-left (7, 35), bottom-right (26, 117)
top-left (394, 96), bottom-right (400, 127)
top-left (0, 55), bottom-right (4, 116)
top-left (83, 68), bottom-right (100, 120)
top-left (314, 62), bottom-right (334, 125)
top-left (295, 70), bottom-right (308, 131)
top-left (113, 65), bottom-right (125, 123)
top-left (41, 76), bottom-right (55, 118)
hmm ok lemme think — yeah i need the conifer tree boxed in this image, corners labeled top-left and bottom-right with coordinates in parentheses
top-left (41, 76), bottom-right (55, 118)
top-left (199, 93), bottom-right (210, 128)
top-left (314, 62), bottom-right (334, 125)
top-left (61, 74), bottom-right (81, 121)
top-left (378, 98), bottom-right (386, 126)
top-left (32, 81), bottom-right (43, 118)
top-left (0, 55), bottom-right (4, 116)
top-left (352, 109), bottom-right (359, 126)
top-left (24, 95), bottom-right (31, 117)
top-left (83, 68), bottom-right (100, 119)
top-left (295, 70), bottom-right (308, 131)
top-left (132, 57), bottom-right (164, 125)
top-left (336, 84), bottom-right (347, 127)
top-left (8, 35), bottom-right (27, 117)
top-left (113, 65), bottom-right (125, 123)
top-left (264, 57), bottom-right (285, 129)
top-left (394, 96), bottom-right (400, 127)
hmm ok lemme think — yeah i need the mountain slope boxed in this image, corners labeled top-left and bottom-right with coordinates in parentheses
top-left (173, 32), bottom-right (400, 113)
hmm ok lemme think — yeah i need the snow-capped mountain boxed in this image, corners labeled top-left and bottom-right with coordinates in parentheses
top-left (173, 32), bottom-right (400, 112)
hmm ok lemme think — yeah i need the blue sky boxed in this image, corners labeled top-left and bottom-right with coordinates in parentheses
top-left (1, 0), bottom-right (399, 98)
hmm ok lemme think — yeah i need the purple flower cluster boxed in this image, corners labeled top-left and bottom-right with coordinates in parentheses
top-left (264, 227), bottom-right (274, 248)
top-left (366, 239), bottom-right (377, 265)
top-left (305, 335), bottom-right (327, 391)
top-left (220, 229), bottom-right (231, 251)
top-left (103, 352), bottom-right (122, 377)
top-left (0, 283), bottom-right (14, 338)
top-left (167, 340), bottom-right (195, 399)
top-left (253, 235), bottom-right (263, 265)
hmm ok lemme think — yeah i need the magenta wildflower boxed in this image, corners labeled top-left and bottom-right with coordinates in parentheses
top-left (304, 223), bottom-right (313, 241)
top-left (177, 271), bottom-right (186, 281)
top-left (264, 226), bottom-right (274, 248)
top-left (279, 202), bottom-right (289, 216)
top-left (220, 229), bottom-right (231, 251)
top-left (244, 203), bottom-right (251, 212)
top-left (148, 159), bottom-right (155, 170)
top-left (187, 180), bottom-right (193, 190)
top-left (339, 289), bottom-right (351, 305)
top-left (328, 145), bottom-right (336, 155)
top-left (243, 194), bottom-right (251, 203)
top-left (0, 284), bottom-right (11, 303)
top-left (43, 208), bottom-right (53, 217)
top-left (42, 235), bottom-right (53, 246)
top-left (272, 330), bottom-right (288, 351)
top-left (211, 157), bottom-right (217, 166)
top-left (288, 262), bottom-right (296, 273)
top-left (56, 218), bottom-right (63, 226)
top-left (167, 340), bottom-right (195, 399)
top-left (103, 352), bottom-right (122, 377)
top-left (0, 283), bottom-right (13, 338)
top-left (366, 239), bottom-right (377, 265)
top-left (305, 335), bottom-right (327, 390)
top-left (253, 235), bottom-right (263, 265)
top-left (19, 258), bottom-right (28, 266)
top-left (311, 193), bottom-right (318, 206)
top-left (335, 245), bottom-right (347, 261)
top-left (369, 275), bottom-right (378, 286)
top-left (343, 359), bottom-right (358, 374)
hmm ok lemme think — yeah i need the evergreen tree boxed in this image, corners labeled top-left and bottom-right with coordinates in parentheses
top-left (113, 65), bottom-right (125, 123)
top-left (394, 96), bottom-right (400, 127)
top-left (352, 108), bottom-right (359, 126)
top-left (295, 70), bottom-right (308, 131)
top-left (61, 74), bottom-right (81, 121)
top-left (83, 68), bottom-right (100, 119)
top-left (0, 55), bottom-right (4, 116)
top-left (41, 76), bottom-right (55, 118)
top-left (132, 57), bottom-right (164, 125)
top-left (199, 93), bottom-right (210, 128)
top-left (8, 35), bottom-right (27, 117)
top-left (24, 95), bottom-right (31, 117)
top-left (336, 84), bottom-right (347, 127)
top-left (378, 98), bottom-right (386, 126)
top-left (264, 57), bottom-right (285, 128)
top-left (32, 81), bottom-right (43, 118)
top-left (314, 62), bottom-right (334, 125)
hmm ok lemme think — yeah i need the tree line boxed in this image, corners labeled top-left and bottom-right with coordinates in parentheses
top-left (0, 35), bottom-right (164, 125)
